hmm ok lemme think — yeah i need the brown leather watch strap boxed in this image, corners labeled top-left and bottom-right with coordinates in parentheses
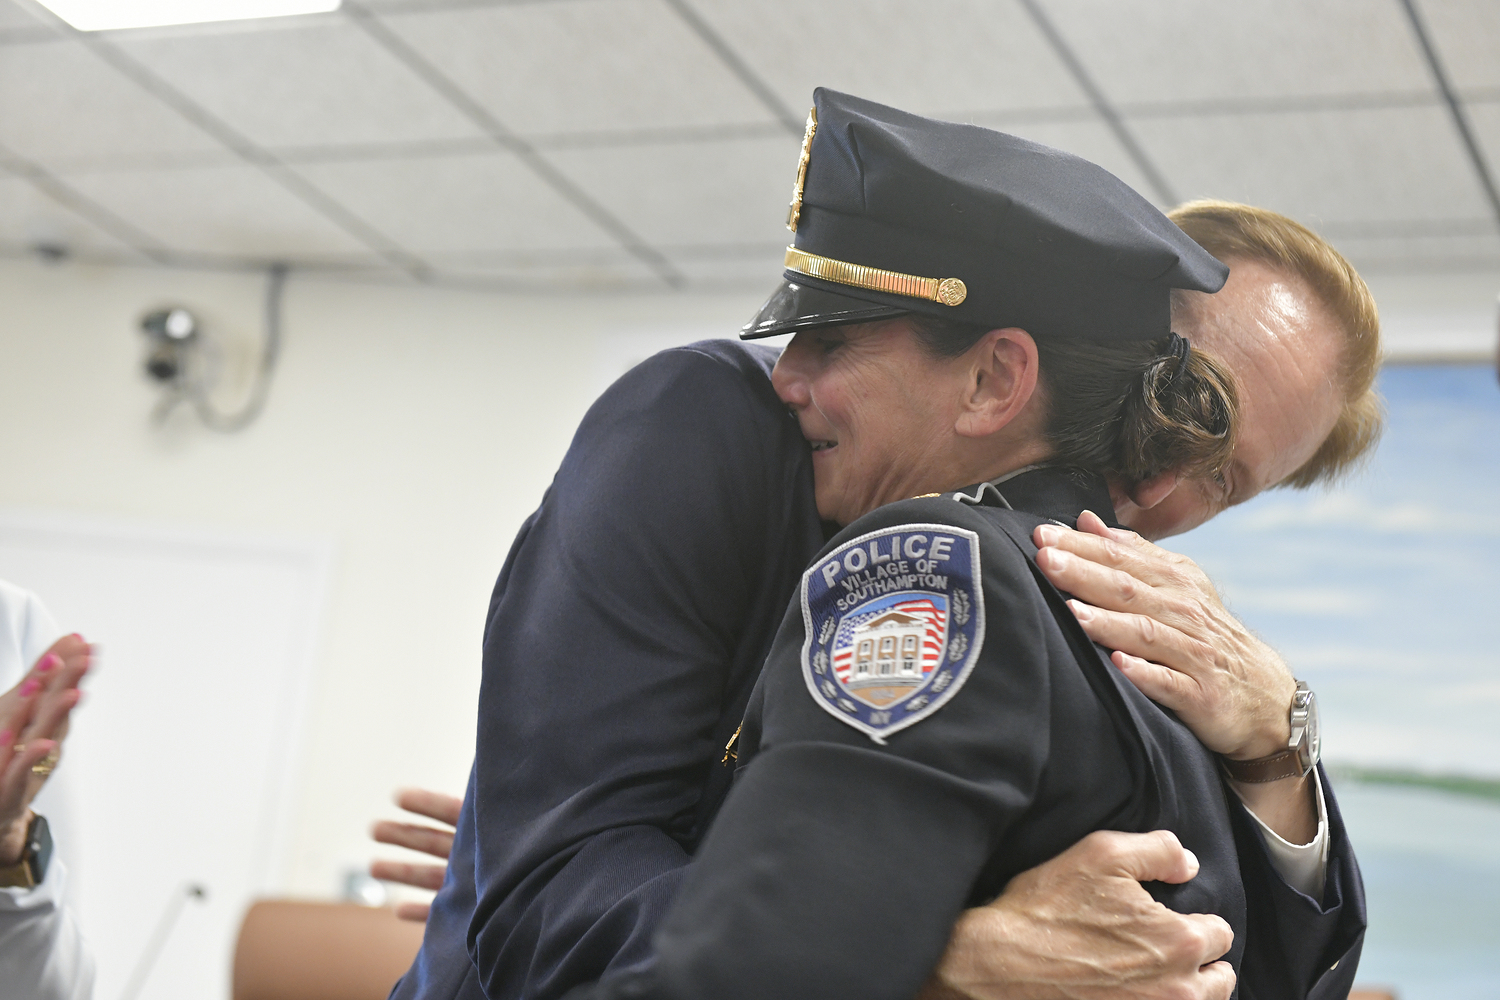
top-left (0, 854), bottom-right (36, 889)
top-left (1220, 748), bottom-right (1305, 783)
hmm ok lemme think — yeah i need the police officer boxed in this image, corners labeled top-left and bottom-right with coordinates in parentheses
top-left (566, 89), bottom-right (1362, 1000)
top-left (394, 91), bottom-right (1364, 1000)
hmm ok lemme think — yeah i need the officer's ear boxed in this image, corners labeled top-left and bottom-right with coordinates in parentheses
top-left (955, 327), bottom-right (1041, 438)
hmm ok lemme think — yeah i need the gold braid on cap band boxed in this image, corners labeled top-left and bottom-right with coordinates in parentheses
top-left (784, 246), bottom-right (968, 307)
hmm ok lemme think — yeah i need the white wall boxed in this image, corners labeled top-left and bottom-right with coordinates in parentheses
top-left (0, 256), bottom-right (763, 908)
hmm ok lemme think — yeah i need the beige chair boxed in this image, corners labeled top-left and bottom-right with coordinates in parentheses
top-left (233, 900), bottom-right (425, 1000)
top-left (1349, 990), bottom-right (1397, 1000)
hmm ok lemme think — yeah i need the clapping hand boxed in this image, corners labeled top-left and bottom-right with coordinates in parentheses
top-left (0, 635), bottom-right (92, 867)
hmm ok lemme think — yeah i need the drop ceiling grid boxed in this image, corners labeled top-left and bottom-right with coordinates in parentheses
top-left (424, 257), bottom-right (666, 292)
top-left (1463, 104), bottom-right (1500, 202)
top-left (1042, 0), bottom-right (1436, 104)
top-left (0, 174), bottom-right (152, 261)
top-left (543, 134), bottom-right (798, 250)
top-left (1132, 106), bottom-right (1492, 229)
top-left (108, 19), bottom-right (490, 149)
top-left (0, 37), bottom-right (231, 168)
top-left (1417, 0), bottom-right (1500, 91)
top-left (378, 0), bottom-right (781, 136)
top-left (1332, 231), bottom-right (1500, 272)
top-left (59, 163), bottom-right (393, 260)
top-left (293, 152), bottom-right (631, 253)
top-left (0, 0), bottom-right (1494, 285)
top-left (682, 0), bottom-right (1096, 119)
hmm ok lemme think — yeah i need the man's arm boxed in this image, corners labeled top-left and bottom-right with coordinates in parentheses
top-left (1030, 514), bottom-right (1365, 996)
top-left (1032, 513), bottom-right (1314, 842)
top-left (919, 831), bottom-right (1235, 1000)
top-left (467, 346), bottom-right (814, 999)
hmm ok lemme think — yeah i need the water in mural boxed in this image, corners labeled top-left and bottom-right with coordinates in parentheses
top-left (1172, 363), bottom-right (1500, 1000)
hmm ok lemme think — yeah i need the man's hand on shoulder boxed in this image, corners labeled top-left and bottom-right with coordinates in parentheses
top-left (1031, 512), bottom-right (1295, 761)
top-left (920, 830), bottom-right (1235, 1000)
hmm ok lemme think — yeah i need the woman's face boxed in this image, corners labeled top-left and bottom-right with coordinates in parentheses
top-left (771, 319), bottom-right (985, 526)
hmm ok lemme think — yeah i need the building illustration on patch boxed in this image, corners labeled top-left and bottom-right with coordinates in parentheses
top-left (833, 598), bottom-right (948, 708)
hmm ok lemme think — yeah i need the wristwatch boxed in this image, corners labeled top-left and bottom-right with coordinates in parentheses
top-left (1220, 680), bottom-right (1320, 783)
top-left (0, 814), bottom-right (53, 889)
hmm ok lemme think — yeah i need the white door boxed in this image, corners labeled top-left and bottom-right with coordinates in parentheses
top-left (0, 510), bottom-right (331, 1000)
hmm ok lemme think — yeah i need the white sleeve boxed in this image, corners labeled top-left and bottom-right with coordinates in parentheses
top-left (1236, 769), bottom-right (1330, 899)
top-left (0, 857), bottom-right (96, 1000)
top-left (0, 581), bottom-right (93, 999)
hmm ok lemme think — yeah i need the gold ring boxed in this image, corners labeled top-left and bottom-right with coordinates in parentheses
top-left (31, 749), bottom-right (59, 777)
top-left (11, 745), bottom-right (23, 753)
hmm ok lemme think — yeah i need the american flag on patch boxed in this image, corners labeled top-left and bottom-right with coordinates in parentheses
top-left (831, 596), bottom-right (949, 684)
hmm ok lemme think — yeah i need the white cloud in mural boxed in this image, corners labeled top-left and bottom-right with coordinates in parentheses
top-left (1235, 494), bottom-right (1462, 534)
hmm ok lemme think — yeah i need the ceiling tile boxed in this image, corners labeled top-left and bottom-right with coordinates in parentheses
top-left (1419, 0), bottom-right (1500, 92)
top-left (1047, 0), bottom-right (1433, 104)
top-left (684, 0), bottom-right (1090, 118)
top-left (0, 0), bottom-right (45, 30)
top-left (382, 0), bottom-right (778, 135)
top-left (294, 151), bottom-right (622, 253)
top-left (110, 18), bottom-right (486, 149)
top-left (1331, 231), bottom-right (1500, 273)
top-left (0, 38), bottom-right (227, 168)
top-left (0, 174), bottom-right (152, 261)
top-left (429, 257), bottom-right (665, 293)
top-left (61, 164), bottom-right (386, 260)
top-left (1131, 106), bottom-right (1492, 224)
top-left (547, 134), bottom-right (796, 249)
top-left (1462, 102), bottom-right (1500, 202)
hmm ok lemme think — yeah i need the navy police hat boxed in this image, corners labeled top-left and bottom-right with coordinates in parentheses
top-left (742, 89), bottom-right (1228, 342)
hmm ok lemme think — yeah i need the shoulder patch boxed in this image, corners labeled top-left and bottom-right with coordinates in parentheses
top-left (800, 523), bottom-right (985, 743)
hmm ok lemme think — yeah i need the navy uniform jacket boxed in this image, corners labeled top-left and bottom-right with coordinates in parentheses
top-left (392, 341), bottom-right (829, 1000)
top-left (574, 470), bottom-right (1366, 1000)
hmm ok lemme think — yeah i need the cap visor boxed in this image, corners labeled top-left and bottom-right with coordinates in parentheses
top-left (740, 279), bottom-right (909, 340)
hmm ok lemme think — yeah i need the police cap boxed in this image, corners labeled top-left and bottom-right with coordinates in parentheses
top-left (741, 88), bottom-right (1228, 342)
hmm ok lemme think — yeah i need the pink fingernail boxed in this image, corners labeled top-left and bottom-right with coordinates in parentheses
top-left (0, 729), bottom-right (12, 747)
top-left (36, 654), bottom-right (57, 673)
top-left (19, 679), bottom-right (38, 697)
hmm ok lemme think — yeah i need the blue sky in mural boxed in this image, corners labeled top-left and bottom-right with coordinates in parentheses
top-left (1170, 363), bottom-right (1500, 1000)
top-left (1172, 363), bottom-right (1500, 775)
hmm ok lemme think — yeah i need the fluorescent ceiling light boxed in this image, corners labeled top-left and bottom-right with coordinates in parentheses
top-left (35, 0), bottom-right (341, 31)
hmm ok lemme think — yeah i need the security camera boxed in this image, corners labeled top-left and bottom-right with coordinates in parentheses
top-left (139, 308), bottom-right (199, 383)
top-left (142, 308), bottom-right (198, 342)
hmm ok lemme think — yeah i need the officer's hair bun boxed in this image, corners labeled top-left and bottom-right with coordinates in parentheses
top-left (909, 316), bottom-right (1238, 488)
top-left (1116, 339), bottom-right (1237, 485)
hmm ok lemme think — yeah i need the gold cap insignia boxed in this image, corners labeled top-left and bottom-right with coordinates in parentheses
top-left (786, 107), bottom-right (817, 232)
